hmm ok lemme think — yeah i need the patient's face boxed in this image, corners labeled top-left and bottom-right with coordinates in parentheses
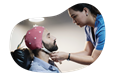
top-left (42, 29), bottom-right (58, 52)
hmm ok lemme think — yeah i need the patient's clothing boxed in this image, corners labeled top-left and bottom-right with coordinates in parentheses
top-left (29, 57), bottom-right (60, 73)
top-left (85, 14), bottom-right (105, 50)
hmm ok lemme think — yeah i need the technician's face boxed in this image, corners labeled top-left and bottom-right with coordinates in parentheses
top-left (42, 29), bottom-right (58, 52)
top-left (68, 8), bottom-right (87, 27)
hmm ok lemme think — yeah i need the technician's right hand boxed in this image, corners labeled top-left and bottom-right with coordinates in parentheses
top-left (50, 52), bottom-right (69, 62)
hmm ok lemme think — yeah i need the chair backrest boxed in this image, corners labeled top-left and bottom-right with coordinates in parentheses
top-left (11, 48), bottom-right (33, 70)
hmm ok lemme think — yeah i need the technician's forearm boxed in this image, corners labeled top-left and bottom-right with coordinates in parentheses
top-left (73, 50), bottom-right (90, 56)
top-left (70, 53), bottom-right (94, 65)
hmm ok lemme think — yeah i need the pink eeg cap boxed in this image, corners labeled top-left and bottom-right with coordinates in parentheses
top-left (25, 26), bottom-right (45, 50)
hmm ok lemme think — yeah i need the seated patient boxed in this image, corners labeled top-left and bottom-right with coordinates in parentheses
top-left (25, 26), bottom-right (60, 73)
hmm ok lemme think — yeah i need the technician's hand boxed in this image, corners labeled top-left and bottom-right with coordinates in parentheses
top-left (50, 52), bottom-right (69, 62)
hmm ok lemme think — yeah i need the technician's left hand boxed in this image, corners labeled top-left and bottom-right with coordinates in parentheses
top-left (50, 52), bottom-right (69, 62)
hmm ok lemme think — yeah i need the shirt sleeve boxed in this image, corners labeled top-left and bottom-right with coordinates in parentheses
top-left (95, 25), bottom-right (105, 50)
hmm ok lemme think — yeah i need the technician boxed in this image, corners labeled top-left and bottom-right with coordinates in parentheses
top-left (51, 3), bottom-right (105, 65)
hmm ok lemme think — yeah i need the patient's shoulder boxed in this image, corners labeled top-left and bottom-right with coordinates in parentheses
top-left (29, 62), bottom-right (45, 71)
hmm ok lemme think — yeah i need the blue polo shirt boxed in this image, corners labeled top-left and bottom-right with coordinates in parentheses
top-left (85, 14), bottom-right (105, 50)
top-left (29, 57), bottom-right (60, 73)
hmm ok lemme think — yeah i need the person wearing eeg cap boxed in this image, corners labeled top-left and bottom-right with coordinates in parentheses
top-left (24, 26), bottom-right (60, 73)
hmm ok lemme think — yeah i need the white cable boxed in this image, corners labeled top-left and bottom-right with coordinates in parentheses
top-left (41, 46), bottom-right (62, 72)
top-left (41, 45), bottom-right (62, 64)
top-left (41, 47), bottom-right (51, 54)
top-left (41, 44), bottom-right (51, 54)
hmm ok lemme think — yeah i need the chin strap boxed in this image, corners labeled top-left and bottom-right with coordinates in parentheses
top-left (41, 47), bottom-right (51, 54)
top-left (41, 46), bottom-right (62, 72)
top-left (41, 45), bottom-right (62, 64)
top-left (41, 44), bottom-right (51, 54)
top-left (41, 45), bottom-right (62, 73)
top-left (41, 41), bottom-right (52, 54)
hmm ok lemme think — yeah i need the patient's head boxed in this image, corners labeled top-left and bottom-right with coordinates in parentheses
top-left (42, 29), bottom-right (58, 52)
top-left (25, 26), bottom-right (58, 56)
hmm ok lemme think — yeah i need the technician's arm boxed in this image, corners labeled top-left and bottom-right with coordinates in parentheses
top-left (70, 49), bottom-right (102, 65)
top-left (68, 41), bottom-right (102, 65)
top-left (51, 41), bottom-right (94, 60)
top-left (51, 41), bottom-right (102, 65)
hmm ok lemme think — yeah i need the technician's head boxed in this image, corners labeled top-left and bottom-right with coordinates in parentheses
top-left (68, 3), bottom-right (101, 27)
top-left (25, 26), bottom-right (58, 56)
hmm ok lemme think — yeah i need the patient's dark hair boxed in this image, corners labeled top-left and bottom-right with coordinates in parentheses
top-left (69, 3), bottom-right (101, 16)
top-left (32, 49), bottom-right (41, 57)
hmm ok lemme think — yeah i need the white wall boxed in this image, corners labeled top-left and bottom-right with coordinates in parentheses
top-left (10, 24), bottom-right (29, 51)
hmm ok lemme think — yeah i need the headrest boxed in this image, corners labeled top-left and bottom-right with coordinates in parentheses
top-left (11, 48), bottom-right (33, 70)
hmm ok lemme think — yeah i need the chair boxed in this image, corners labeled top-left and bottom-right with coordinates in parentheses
top-left (11, 48), bottom-right (33, 70)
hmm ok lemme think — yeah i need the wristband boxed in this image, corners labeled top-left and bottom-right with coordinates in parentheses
top-left (67, 53), bottom-right (70, 60)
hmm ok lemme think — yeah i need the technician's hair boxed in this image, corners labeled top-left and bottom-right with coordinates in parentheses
top-left (69, 3), bottom-right (101, 16)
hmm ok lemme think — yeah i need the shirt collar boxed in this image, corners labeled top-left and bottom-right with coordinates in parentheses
top-left (96, 14), bottom-right (102, 19)
top-left (95, 14), bottom-right (102, 27)
top-left (33, 57), bottom-right (54, 70)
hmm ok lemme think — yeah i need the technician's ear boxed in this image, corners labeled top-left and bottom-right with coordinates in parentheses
top-left (83, 7), bottom-right (89, 15)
